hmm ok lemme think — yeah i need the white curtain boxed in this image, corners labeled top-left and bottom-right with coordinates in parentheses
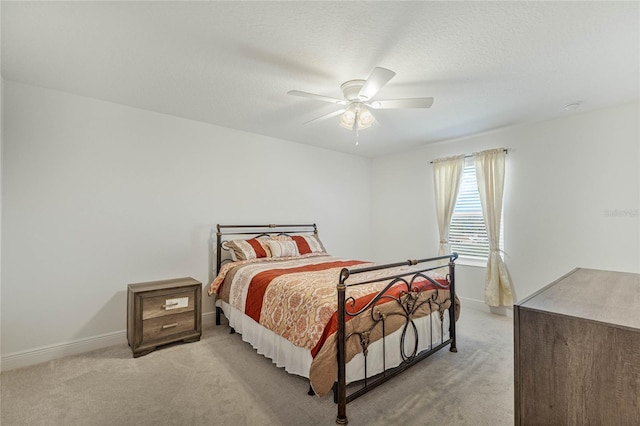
top-left (474, 148), bottom-right (513, 307)
top-left (432, 155), bottom-right (465, 259)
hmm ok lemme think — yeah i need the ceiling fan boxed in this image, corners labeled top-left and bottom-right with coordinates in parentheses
top-left (287, 67), bottom-right (434, 131)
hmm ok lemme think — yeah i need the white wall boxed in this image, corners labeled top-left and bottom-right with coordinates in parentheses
top-left (0, 76), bottom-right (4, 370)
top-left (372, 102), bottom-right (640, 305)
top-left (1, 3), bottom-right (4, 369)
top-left (1, 81), bottom-right (372, 366)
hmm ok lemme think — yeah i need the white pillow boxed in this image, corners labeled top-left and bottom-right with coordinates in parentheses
top-left (266, 239), bottom-right (300, 258)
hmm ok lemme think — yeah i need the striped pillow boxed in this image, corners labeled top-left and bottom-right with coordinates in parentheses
top-left (291, 235), bottom-right (326, 255)
top-left (225, 238), bottom-right (269, 261)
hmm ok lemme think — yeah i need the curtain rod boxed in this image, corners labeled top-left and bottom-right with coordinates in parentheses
top-left (429, 148), bottom-right (508, 164)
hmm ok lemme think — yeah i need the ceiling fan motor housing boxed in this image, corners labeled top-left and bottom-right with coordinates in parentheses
top-left (340, 79), bottom-right (367, 101)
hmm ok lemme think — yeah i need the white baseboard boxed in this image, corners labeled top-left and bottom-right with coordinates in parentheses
top-left (1, 330), bottom-right (127, 372)
top-left (458, 296), bottom-right (513, 317)
top-left (1, 311), bottom-right (219, 372)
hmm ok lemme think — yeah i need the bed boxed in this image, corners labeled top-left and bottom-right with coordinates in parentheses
top-left (209, 224), bottom-right (459, 424)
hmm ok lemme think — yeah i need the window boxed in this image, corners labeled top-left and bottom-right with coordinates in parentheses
top-left (449, 157), bottom-right (503, 261)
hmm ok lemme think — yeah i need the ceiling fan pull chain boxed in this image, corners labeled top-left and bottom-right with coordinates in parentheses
top-left (353, 108), bottom-right (360, 146)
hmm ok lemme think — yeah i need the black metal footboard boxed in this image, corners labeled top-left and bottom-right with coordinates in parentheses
top-left (335, 253), bottom-right (458, 425)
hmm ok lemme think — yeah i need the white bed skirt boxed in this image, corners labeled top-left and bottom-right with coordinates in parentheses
top-left (216, 299), bottom-right (451, 386)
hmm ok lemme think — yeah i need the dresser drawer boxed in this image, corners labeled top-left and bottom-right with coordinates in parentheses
top-left (142, 311), bottom-right (196, 342)
top-left (142, 290), bottom-right (195, 320)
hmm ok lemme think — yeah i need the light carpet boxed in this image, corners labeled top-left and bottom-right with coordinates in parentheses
top-left (1, 306), bottom-right (513, 426)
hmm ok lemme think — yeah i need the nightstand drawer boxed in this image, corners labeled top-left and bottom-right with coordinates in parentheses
top-left (142, 291), bottom-right (195, 320)
top-left (142, 311), bottom-right (195, 342)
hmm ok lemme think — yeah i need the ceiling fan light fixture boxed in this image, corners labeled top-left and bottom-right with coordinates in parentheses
top-left (358, 106), bottom-right (375, 129)
top-left (339, 103), bottom-right (374, 130)
top-left (339, 105), bottom-right (357, 129)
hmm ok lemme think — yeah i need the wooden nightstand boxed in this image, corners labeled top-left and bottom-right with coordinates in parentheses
top-left (127, 277), bottom-right (202, 358)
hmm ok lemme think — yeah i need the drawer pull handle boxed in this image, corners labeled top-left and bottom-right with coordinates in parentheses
top-left (162, 302), bottom-right (179, 308)
top-left (161, 323), bottom-right (179, 330)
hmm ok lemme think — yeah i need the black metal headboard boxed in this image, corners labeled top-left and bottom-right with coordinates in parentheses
top-left (215, 223), bottom-right (318, 274)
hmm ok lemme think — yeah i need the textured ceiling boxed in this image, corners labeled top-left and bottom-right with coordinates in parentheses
top-left (2, 1), bottom-right (639, 157)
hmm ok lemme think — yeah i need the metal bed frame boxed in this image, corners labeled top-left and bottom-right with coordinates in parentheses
top-left (213, 224), bottom-right (458, 425)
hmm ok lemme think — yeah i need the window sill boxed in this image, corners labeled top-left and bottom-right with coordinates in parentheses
top-left (455, 256), bottom-right (487, 268)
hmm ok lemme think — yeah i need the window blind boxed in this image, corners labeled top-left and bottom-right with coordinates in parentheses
top-left (449, 158), bottom-right (503, 259)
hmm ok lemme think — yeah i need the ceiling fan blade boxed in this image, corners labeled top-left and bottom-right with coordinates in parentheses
top-left (287, 90), bottom-right (346, 105)
top-left (369, 97), bottom-right (434, 109)
top-left (357, 67), bottom-right (396, 101)
top-left (303, 108), bottom-right (346, 125)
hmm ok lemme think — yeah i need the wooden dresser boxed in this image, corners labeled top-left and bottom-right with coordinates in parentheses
top-left (514, 268), bottom-right (640, 425)
top-left (127, 277), bottom-right (202, 357)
